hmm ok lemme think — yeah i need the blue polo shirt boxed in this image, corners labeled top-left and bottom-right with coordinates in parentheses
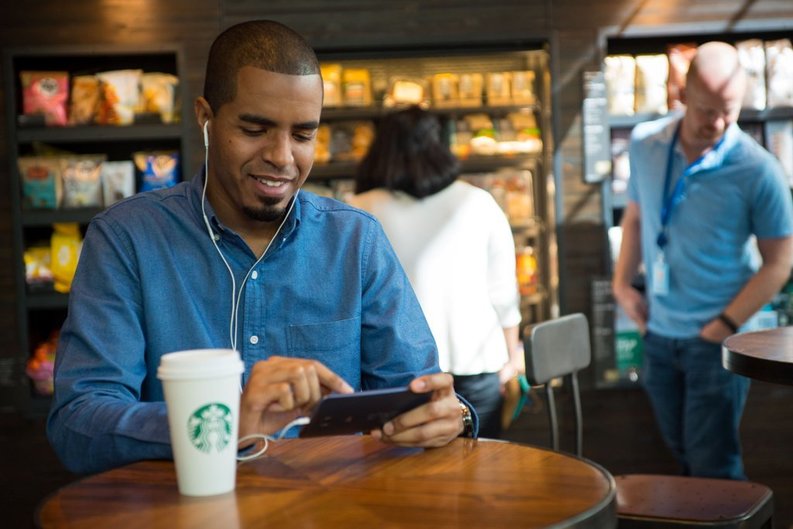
top-left (628, 115), bottom-right (793, 337)
top-left (48, 172), bottom-right (451, 474)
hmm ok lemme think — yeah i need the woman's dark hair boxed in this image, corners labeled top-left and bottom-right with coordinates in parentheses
top-left (203, 20), bottom-right (320, 113)
top-left (355, 105), bottom-right (460, 199)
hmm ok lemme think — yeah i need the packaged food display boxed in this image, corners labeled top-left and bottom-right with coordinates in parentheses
top-left (329, 121), bottom-right (375, 161)
top-left (465, 113), bottom-right (498, 155)
top-left (314, 124), bottom-right (332, 163)
top-left (96, 69), bottom-right (143, 125)
top-left (431, 73), bottom-right (460, 107)
top-left (457, 73), bottom-right (484, 107)
top-left (486, 72), bottom-right (512, 106)
top-left (604, 55), bottom-right (635, 116)
top-left (101, 160), bottom-right (136, 206)
top-left (666, 43), bottom-right (697, 112)
top-left (737, 39), bottom-right (767, 110)
top-left (18, 156), bottom-right (62, 209)
top-left (320, 64), bottom-right (343, 107)
top-left (20, 71), bottom-right (69, 126)
top-left (510, 71), bottom-right (536, 105)
top-left (342, 68), bottom-right (372, 107)
top-left (765, 39), bottom-right (793, 108)
top-left (634, 54), bottom-right (668, 114)
top-left (139, 72), bottom-right (179, 123)
top-left (68, 75), bottom-right (101, 125)
top-left (384, 77), bottom-right (429, 108)
top-left (26, 330), bottom-right (59, 396)
top-left (516, 246), bottom-right (539, 295)
top-left (60, 155), bottom-right (106, 208)
top-left (23, 245), bottom-right (53, 286)
top-left (134, 150), bottom-right (180, 191)
top-left (51, 222), bottom-right (82, 293)
top-left (497, 111), bottom-right (542, 154)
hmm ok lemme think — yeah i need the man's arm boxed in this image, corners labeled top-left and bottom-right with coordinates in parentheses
top-left (47, 217), bottom-right (172, 474)
top-left (612, 201), bottom-right (648, 332)
top-left (701, 235), bottom-right (793, 342)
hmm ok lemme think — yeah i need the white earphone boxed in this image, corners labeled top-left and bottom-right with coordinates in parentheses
top-left (199, 117), bottom-right (298, 354)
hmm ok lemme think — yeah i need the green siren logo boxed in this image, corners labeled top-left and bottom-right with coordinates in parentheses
top-left (188, 403), bottom-right (233, 453)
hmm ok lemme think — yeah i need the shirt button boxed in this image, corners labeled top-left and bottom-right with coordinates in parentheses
top-left (251, 270), bottom-right (258, 280)
top-left (249, 335), bottom-right (259, 345)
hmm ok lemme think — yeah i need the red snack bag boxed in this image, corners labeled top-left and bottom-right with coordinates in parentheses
top-left (20, 71), bottom-right (69, 126)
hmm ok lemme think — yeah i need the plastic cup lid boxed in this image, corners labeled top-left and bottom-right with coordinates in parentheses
top-left (157, 348), bottom-right (244, 380)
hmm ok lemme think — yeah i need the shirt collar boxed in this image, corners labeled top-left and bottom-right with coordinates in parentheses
top-left (666, 117), bottom-right (741, 174)
top-left (188, 168), bottom-right (302, 242)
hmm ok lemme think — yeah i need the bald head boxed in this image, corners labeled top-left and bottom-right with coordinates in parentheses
top-left (686, 41), bottom-right (746, 99)
top-left (680, 42), bottom-right (746, 152)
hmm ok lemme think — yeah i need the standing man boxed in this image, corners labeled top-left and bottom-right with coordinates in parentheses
top-left (613, 41), bottom-right (793, 479)
top-left (48, 20), bottom-right (474, 475)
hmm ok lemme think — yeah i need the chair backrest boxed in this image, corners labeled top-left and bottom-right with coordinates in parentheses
top-left (526, 313), bottom-right (591, 385)
top-left (524, 313), bottom-right (591, 457)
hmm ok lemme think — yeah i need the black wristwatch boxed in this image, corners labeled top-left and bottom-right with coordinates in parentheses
top-left (458, 400), bottom-right (474, 437)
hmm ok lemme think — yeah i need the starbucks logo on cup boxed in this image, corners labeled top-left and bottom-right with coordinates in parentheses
top-left (187, 403), bottom-right (233, 453)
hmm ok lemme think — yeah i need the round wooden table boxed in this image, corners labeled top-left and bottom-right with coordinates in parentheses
top-left (37, 436), bottom-right (616, 529)
top-left (722, 326), bottom-right (793, 385)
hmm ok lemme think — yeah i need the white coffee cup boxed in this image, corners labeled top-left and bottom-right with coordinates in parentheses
top-left (157, 348), bottom-right (244, 496)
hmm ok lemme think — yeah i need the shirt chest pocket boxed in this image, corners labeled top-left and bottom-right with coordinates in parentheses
top-left (287, 316), bottom-right (360, 355)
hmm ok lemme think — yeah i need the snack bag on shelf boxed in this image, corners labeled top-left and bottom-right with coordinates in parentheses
top-left (667, 43), bottom-right (697, 112)
top-left (18, 156), bottom-right (62, 209)
top-left (329, 121), bottom-right (374, 162)
top-left (516, 246), bottom-right (539, 296)
top-left (510, 70), bottom-right (536, 105)
top-left (765, 39), bottom-right (793, 109)
top-left (736, 39), bottom-right (767, 111)
top-left (51, 223), bottom-right (82, 293)
top-left (96, 69), bottom-right (143, 125)
top-left (458, 73), bottom-right (483, 107)
top-left (101, 160), bottom-right (136, 206)
top-left (314, 124), bottom-right (332, 164)
top-left (384, 77), bottom-right (429, 108)
top-left (68, 75), bottom-right (101, 125)
top-left (320, 63), bottom-right (343, 107)
top-left (634, 54), bottom-right (669, 114)
top-left (486, 72), bottom-right (512, 106)
top-left (504, 169), bottom-right (534, 223)
top-left (23, 245), bottom-right (53, 287)
top-left (139, 72), bottom-right (180, 123)
top-left (134, 150), bottom-right (180, 191)
top-left (431, 73), bottom-right (460, 108)
top-left (604, 55), bottom-right (635, 116)
top-left (20, 71), bottom-right (69, 126)
top-left (342, 68), bottom-right (372, 107)
top-left (26, 330), bottom-right (59, 396)
top-left (60, 155), bottom-right (106, 208)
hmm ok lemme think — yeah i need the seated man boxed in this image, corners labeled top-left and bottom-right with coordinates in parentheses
top-left (48, 19), bottom-right (476, 475)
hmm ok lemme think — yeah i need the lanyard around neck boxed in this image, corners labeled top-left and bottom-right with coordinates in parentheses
top-left (656, 122), bottom-right (727, 249)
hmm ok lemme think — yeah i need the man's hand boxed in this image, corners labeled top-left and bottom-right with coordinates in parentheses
top-left (238, 356), bottom-right (353, 439)
top-left (700, 317), bottom-right (735, 344)
top-left (613, 283), bottom-right (649, 333)
top-left (370, 373), bottom-right (464, 448)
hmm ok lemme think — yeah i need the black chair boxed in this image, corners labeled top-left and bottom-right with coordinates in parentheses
top-left (524, 313), bottom-right (774, 529)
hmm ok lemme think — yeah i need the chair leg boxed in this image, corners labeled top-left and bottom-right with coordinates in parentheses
top-left (571, 371), bottom-right (583, 458)
top-left (545, 384), bottom-right (558, 452)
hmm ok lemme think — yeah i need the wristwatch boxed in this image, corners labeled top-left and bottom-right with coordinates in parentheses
top-left (458, 400), bottom-right (474, 437)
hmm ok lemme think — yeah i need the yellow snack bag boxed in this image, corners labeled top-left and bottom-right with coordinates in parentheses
top-left (51, 223), bottom-right (82, 293)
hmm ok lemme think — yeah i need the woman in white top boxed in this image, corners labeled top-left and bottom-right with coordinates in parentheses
top-left (348, 106), bottom-right (523, 438)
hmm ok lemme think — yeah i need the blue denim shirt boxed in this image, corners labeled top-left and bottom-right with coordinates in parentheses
top-left (48, 172), bottom-right (472, 474)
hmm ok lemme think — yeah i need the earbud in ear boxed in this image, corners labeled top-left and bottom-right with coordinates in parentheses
top-left (203, 121), bottom-right (210, 148)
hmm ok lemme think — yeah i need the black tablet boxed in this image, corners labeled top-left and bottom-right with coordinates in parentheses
top-left (298, 386), bottom-right (431, 438)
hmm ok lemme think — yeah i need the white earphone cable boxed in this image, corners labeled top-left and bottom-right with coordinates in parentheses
top-left (200, 121), bottom-right (299, 353)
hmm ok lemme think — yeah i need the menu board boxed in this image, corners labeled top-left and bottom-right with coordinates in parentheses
top-left (582, 71), bottom-right (611, 183)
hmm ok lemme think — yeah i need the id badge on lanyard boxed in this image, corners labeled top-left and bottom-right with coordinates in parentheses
top-left (652, 251), bottom-right (670, 296)
top-left (654, 124), bottom-right (684, 297)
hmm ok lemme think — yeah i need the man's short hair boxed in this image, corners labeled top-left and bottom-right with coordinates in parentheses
top-left (203, 20), bottom-right (320, 112)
